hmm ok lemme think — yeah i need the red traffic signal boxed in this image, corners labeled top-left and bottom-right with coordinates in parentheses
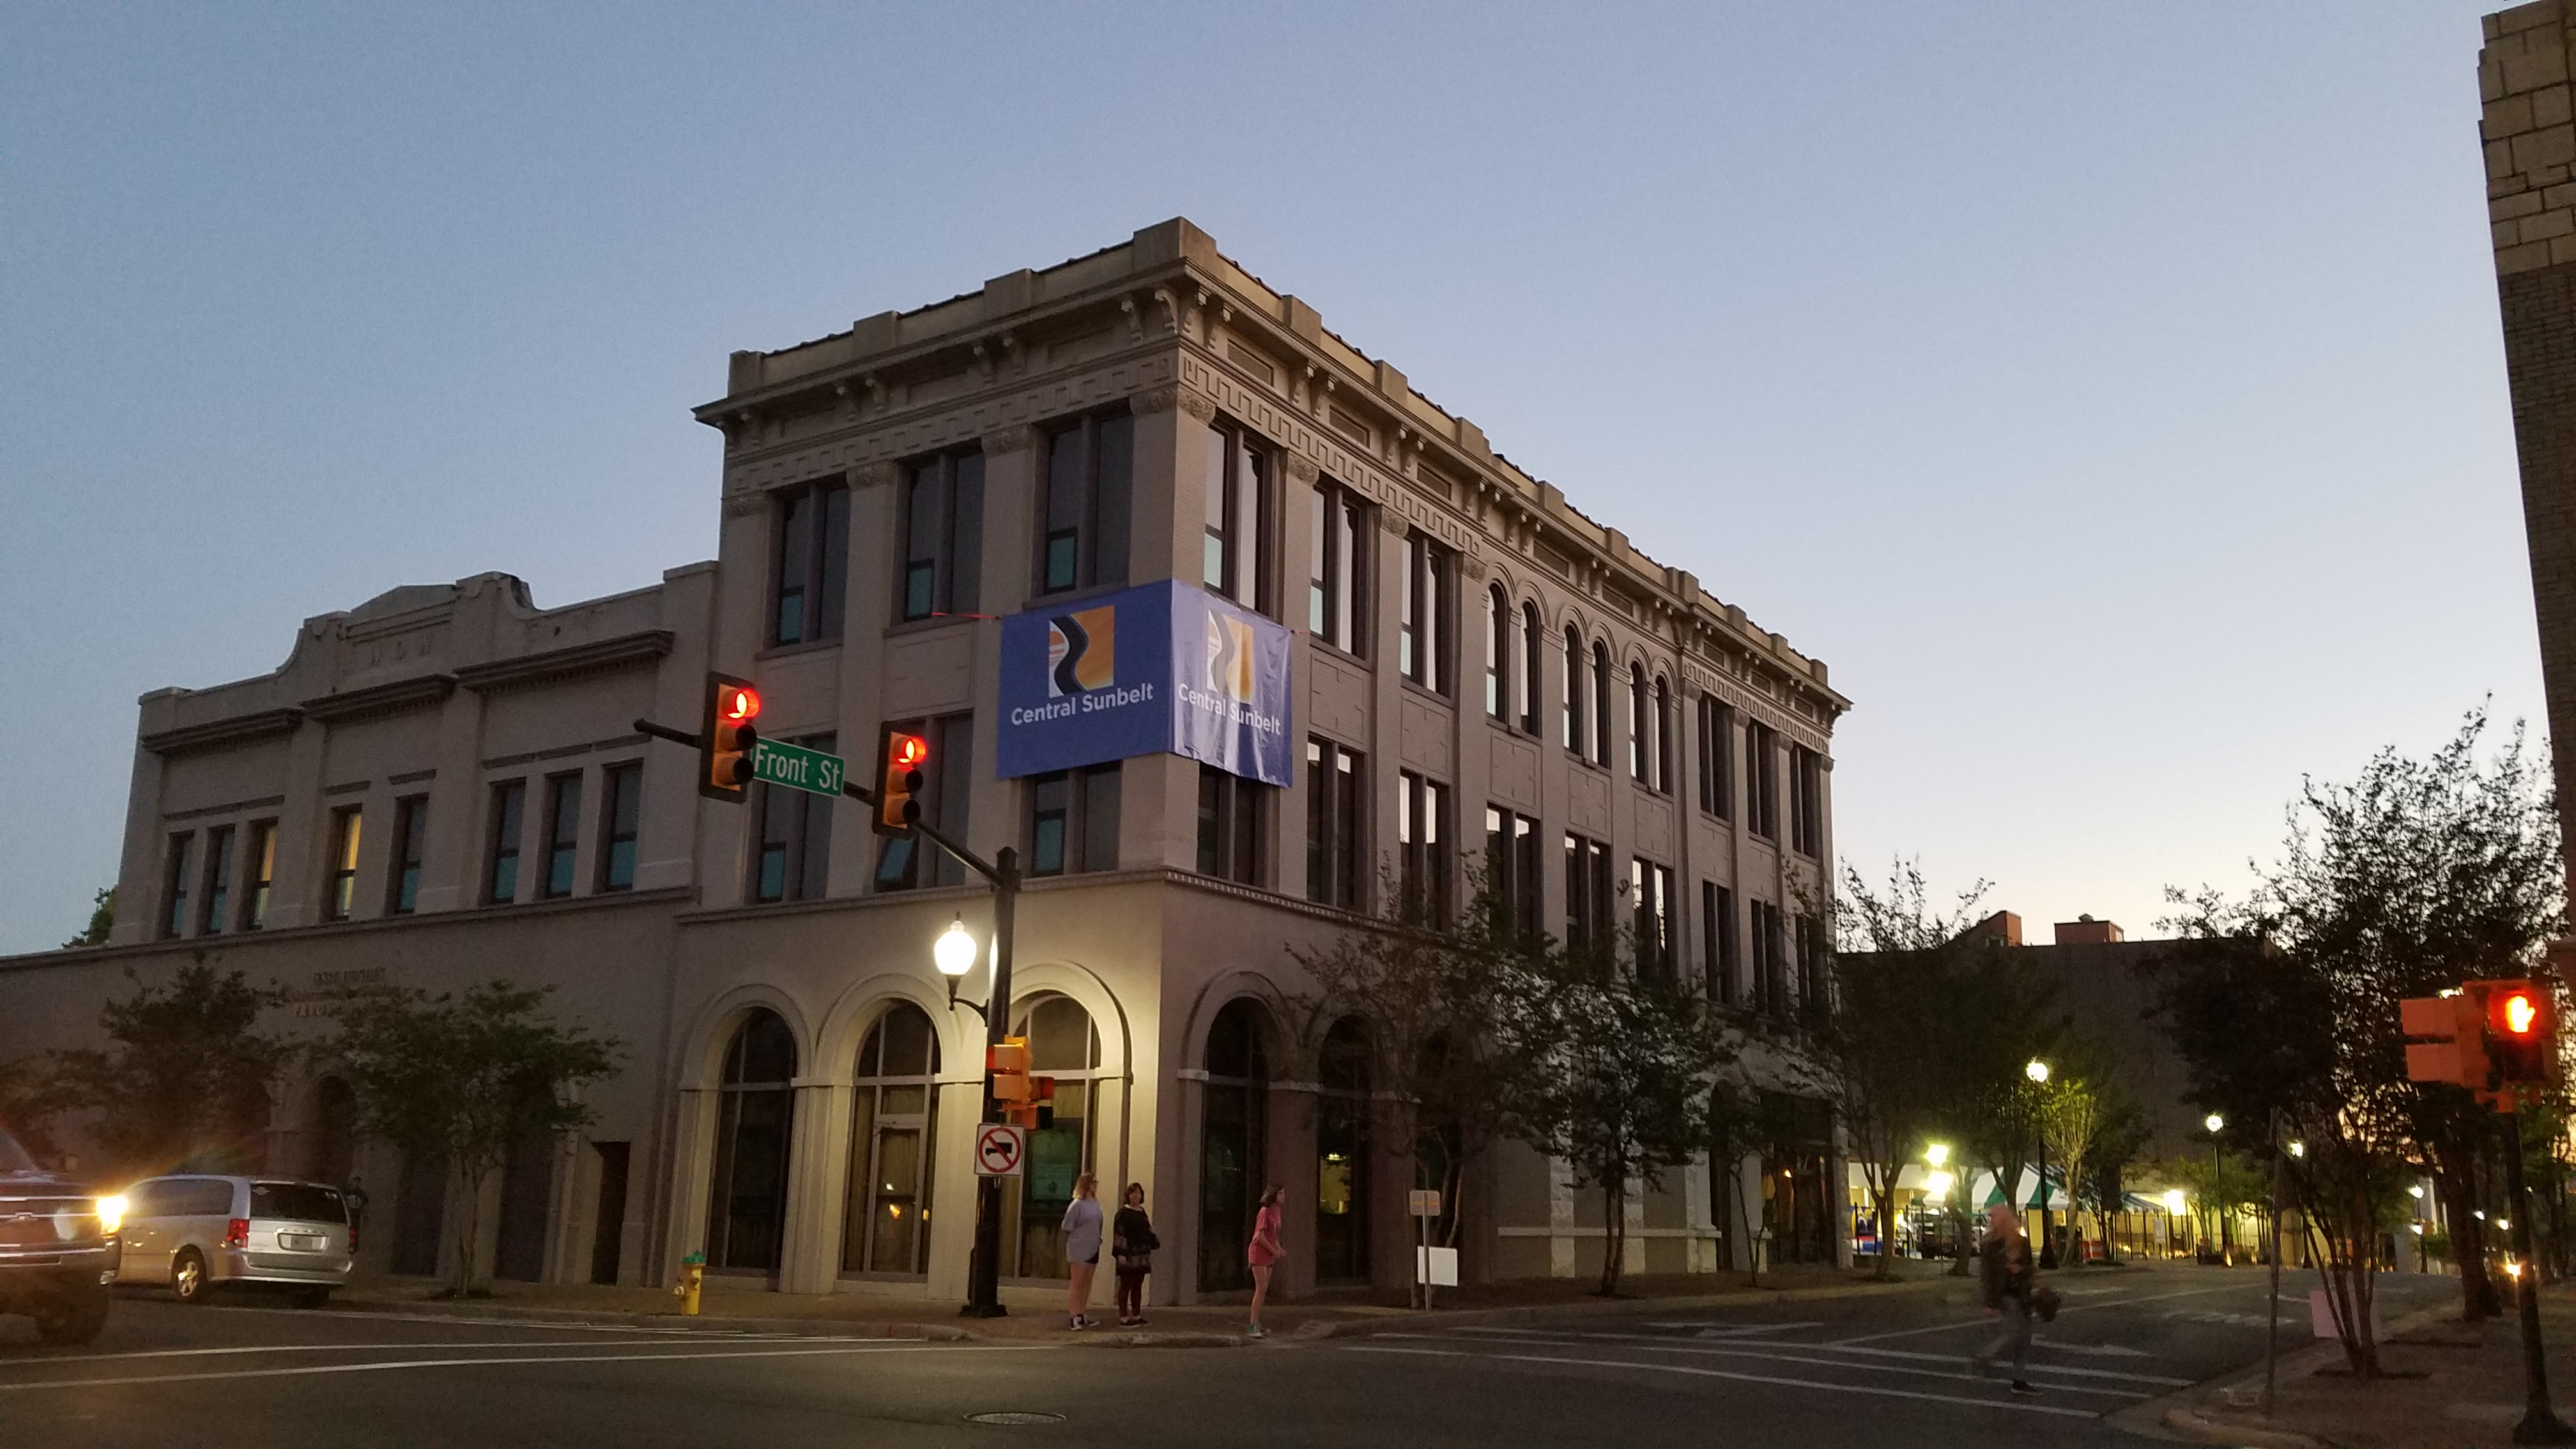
top-left (698, 673), bottom-right (762, 802)
top-left (2485, 979), bottom-right (2558, 1086)
top-left (873, 723), bottom-right (929, 836)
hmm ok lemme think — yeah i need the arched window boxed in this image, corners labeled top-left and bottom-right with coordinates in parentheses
top-left (709, 1009), bottom-right (798, 1274)
top-left (1200, 999), bottom-right (1269, 1293)
top-left (309, 1077), bottom-right (356, 1186)
top-left (841, 1003), bottom-right (940, 1276)
top-left (1563, 626), bottom-right (1584, 755)
top-left (1006, 995), bottom-right (1105, 1280)
top-left (1316, 1019), bottom-right (1372, 1284)
top-left (1591, 641), bottom-right (1614, 767)
top-left (1484, 585), bottom-right (1508, 719)
top-left (1653, 675), bottom-right (1674, 794)
top-left (1519, 602), bottom-right (1542, 733)
top-left (1629, 663), bottom-right (1648, 781)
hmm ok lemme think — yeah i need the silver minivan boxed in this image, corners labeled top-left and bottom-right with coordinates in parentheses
top-left (115, 1175), bottom-right (353, 1307)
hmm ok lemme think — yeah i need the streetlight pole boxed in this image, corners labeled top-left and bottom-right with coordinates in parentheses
top-left (2205, 1113), bottom-right (2228, 1267)
top-left (2027, 1060), bottom-right (2055, 1269)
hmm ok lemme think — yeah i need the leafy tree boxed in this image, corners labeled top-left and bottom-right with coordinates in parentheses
top-left (36, 962), bottom-right (284, 1177)
top-left (2037, 1078), bottom-right (2100, 1260)
top-left (59, 887), bottom-right (114, 949)
top-left (2154, 709), bottom-right (2561, 1374)
top-left (329, 981), bottom-right (621, 1299)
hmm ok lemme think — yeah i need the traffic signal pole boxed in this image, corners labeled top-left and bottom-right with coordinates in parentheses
top-left (2503, 1112), bottom-right (2575, 1445)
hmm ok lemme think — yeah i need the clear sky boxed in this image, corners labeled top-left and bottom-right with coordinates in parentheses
top-left (0, 2), bottom-right (2538, 953)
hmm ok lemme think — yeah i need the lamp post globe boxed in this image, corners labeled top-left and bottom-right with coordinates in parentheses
top-left (2026, 1059), bottom-right (2050, 1084)
top-left (934, 914), bottom-right (977, 979)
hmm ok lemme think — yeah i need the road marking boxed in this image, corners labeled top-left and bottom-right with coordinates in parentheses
top-left (1829, 1283), bottom-right (2255, 1344)
top-left (0, 1338), bottom-right (797, 1368)
top-left (1477, 1349), bottom-right (2100, 1419)
top-left (206, 1306), bottom-right (818, 1338)
top-left (0, 1342), bottom-right (1039, 1394)
top-left (1635, 1320), bottom-right (1821, 1336)
top-left (2042, 1340), bottom-right (2154, 1358)
top-left (1368, 1333), bottom-right (2150, 1399)
top-left (1444, 1326), bottom-right (2191, 1384)
top-left (1341, 1346), bottom-right (1468, 1357)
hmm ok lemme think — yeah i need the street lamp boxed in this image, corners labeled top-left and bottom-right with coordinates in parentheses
top-left (2205, 1114), bottom-right (2228, 1266)
top-left (933, 914), bottom-right (981, 1011)
top-left (2027, 1060), bottom-right (2055, 1267)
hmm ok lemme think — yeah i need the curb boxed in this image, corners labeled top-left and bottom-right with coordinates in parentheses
top-left (2112, 1298), bottom-right (2459, 1447)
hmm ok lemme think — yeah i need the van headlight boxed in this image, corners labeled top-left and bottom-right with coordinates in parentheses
top-left (95, 1194), bottom-right (126, 1236)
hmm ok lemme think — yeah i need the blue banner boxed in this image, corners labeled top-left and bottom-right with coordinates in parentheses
top-left (997, 580), bottom-right (1292, 785)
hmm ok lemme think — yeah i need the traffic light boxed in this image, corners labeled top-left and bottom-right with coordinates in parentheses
top-left (989, 1038), bottom-right (1030, 1102)
top-left (698, 673), bottom-right (762, 803)
top-left (2487, 980), bottom-right (2559, 1085)
top-left (873, 723), bottom-right (929, 836)
top-left (2402, 991), bottom-right (2492, 1089)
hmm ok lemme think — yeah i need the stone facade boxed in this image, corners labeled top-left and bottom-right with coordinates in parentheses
top-left (0, 219), bottom-right (1848, 1306)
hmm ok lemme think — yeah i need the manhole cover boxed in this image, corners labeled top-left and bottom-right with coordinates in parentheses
top-left (965, 1411), bottom-right (1066, 1426)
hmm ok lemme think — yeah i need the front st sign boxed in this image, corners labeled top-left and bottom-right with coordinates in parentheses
top-left (753, 739), bottom-right (845, 797)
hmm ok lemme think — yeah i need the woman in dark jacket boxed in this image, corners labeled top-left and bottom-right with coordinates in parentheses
top-left (1112, 1183), bottom-right (1160, 1327)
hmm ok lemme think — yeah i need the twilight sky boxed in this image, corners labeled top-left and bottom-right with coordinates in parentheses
top-left (0, 2), bottom-right (2539, 954)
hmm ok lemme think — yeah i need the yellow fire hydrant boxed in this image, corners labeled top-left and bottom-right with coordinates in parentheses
top-left (673, 1252), bottom-right (705, 1316)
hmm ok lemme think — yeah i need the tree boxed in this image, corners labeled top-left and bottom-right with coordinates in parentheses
top-left (36, 962), bottom-right (284, 1177)
top-left (2038, 1078), bottom-right (2100, 1261)
top-left (2153, 709), bottom-right (2561, 1374)
top-left (329, 981), bottom-right (621, 1299)
top-left (59, 887), bottom-right (114, 949)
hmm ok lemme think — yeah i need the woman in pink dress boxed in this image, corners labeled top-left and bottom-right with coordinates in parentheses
top-left (1245, 1184), bottom-right (1285, 1338)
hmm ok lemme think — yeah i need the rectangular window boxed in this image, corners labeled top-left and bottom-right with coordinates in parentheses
top-left (325, 806), bottom-right (362, 921)
top-left (1040, 413), bottom-right (1132, 594)
top-left (1482, 806), bottom-right (1544, 937)
top-left (541, 774), bottom-right (583, 899)
top-left (1195, 765), bottom-right (1265, 885)
top-left (1790, 745), bottom-right (1825, 857)
top-left (387, 797), bottom-right (428, 915)
top-left (874, 717), bottom-right (971, 891)
top-left (1703, 881), bottom-right (1738, 1005)
top-left (900, 449), bottom-right (985, 622)
top-left (1483, 586), bottom-right (1506, 717)
top-left (1399, 533), bottom-right (1453, 693)
top-left (599, 763), bottom-right (642, 892)
top-left (162, 832), bottom-right (197, 940)
top-left (200, 825), bottom-right (235, 936)
top-left (770, 477), bottom-right (852, 645)
top-left (1632, 859), bottom-right (1675, 980)
top-left (1563, 832), bottom-right (1613, 950)
top-left (242, 821), bottom-right (276, 930)
top-left (1028, 762), bottom-right (1122, 878)
top-left (1653, 676), bottom-right (1675, 795)
top-left (1563, 627), bottom-right (1584, 755)
top-left (1696, 695), bottom-right (1733, 820)
top-left (1305, 738), bottom-right (1365, 908)
top-left (487, 781), bottom-right (526, 905)
top-left (1750, 899), bottom-right (1785, 1015)
top-left (1202, 420), bottom-right (1271, 613)
top-left (1398, 771), bottom-right (1450, 923)
top-left (1746, 723), bottom-right (1781, 841)
top-left (1795, 912), bottom-right (1825, 1015)
top-left (1519, 602), bottom-right (1542, 734)
top-left (1591, 641), bottom-right (1613, 768)
top-left (753, 732), bottom-right (839, 902)
top-left (1629, 664), bottom-right (1648, 782)
top-left (1308, 480), bottom-right (1366, 653)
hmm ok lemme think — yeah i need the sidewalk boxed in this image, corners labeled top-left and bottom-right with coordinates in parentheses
top-left (2136, 1279), bottom-right (2576, 1449)
top-left (303, 1260), bottom-right (1965, 1348)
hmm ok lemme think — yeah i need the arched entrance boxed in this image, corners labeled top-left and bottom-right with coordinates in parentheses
top-left (1199, 999), bottom-right (1269, 1292)
top-left (841, 1002), bottom-right (940, 1277)
top-left (1315, 1018), bottom-right (1370, 1283)
top-left (707, 1010), bottom-right (797, 1275)
top-left (1003, 994), bottom-right (1107, 1280)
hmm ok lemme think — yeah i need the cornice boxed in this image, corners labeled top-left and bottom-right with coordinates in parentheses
top-left (298, 674), bottom-right (457, 725)
top-left (141, 707), bottom-right (305, 756)
top-left (454, 631), bottom-right (675, 694)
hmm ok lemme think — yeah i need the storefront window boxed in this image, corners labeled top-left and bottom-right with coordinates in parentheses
top-left (1315, 1018), bottom-right (1370, 1283)
top-left (1002, 995), bottom-right (1102, 1280)
top-left (841, 1003), bottom-right (939, 1276)
top-left (707, 1010), bottom-right (797, 1274)
top-left (1199, 999), bottom-right (1269, 1293)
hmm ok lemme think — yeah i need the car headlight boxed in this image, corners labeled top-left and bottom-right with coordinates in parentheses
top-left (95, 1194), bottom-right (126, 1236)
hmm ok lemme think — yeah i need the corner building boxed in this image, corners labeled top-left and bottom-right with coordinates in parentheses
top-left (0, 220), bottom-right (1850, 1305)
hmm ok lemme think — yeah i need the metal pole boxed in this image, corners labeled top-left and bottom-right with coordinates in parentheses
top-left (2504, 1111), bottom-right (2576, 1445)
top-left (2214, 1133), bottom-right (2227, 1266)
top-left (2264, 1108), bottom-right (2284, 1418)
top-left (2038, 1124), bottom-right (2056, 1269)
top-left (962, 847), bottom-right (1019, 1319)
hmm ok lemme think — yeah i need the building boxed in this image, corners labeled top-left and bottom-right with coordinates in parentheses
top-left (0, 219), bottom-right (1849, 1305)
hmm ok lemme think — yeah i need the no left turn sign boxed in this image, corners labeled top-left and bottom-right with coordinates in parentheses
top-left (975, 1123), bottom-right (1026, 1177)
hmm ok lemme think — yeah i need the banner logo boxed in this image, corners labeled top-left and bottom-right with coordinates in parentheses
top-left (1048, 606), bottom-right (1117, 698)
top-left (1204, 614), bottom-right (1255, 703)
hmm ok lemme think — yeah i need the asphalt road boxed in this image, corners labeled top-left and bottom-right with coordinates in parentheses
top-left (0, 1268), bottom-right (2464, 1448)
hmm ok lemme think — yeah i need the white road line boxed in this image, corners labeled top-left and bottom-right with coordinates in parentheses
top-left (1342, 1346), bottom-right (1469, 1357)
top-left (0, 1341), bottom-right (1037, 1394)
top-left (1636, 1320), bottom-right (1821, 1336)
top-left (0, 1338), bottom-right (787, 1368)
top-left (1443, 1326), bottom-right (2190, 1384)
top-left (1479, 1349), bottom-right (2099, 1420)
top-left (1367, 1334), bottom-right (2149, 1399)
top-left (211, 1307), bottom-right (812, 1338)
top-left (1828, 1283), bottom-right (2258, 1344)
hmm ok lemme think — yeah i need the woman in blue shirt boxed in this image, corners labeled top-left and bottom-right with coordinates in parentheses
top-left (1062, 1174), bottom-right (1103, 1330)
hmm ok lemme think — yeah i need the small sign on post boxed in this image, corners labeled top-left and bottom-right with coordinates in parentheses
top-left (1408, 1189), bottom-right (1442, 1218)
top-left (1410, 1188), bottom-right (1446, 1310)
top-left (974, 1123), bottom-right (1026, 1177)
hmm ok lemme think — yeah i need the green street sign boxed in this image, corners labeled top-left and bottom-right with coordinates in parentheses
top-left (752, 738), bottom-right (845, 798)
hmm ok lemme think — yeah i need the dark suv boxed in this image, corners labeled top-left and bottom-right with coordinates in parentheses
top-left (0, 1122), bottom-right (117, 1344)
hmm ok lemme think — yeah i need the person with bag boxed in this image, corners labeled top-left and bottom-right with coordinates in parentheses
top-left (1112, 1183), bottom-right (1159, 1327)
top-left (1970, 1202), bottom-right (2041, 1396)
top-left (1061, 1174), bottom-right (1103, 1331)
top-left (1245, 1184), bottom-right (1285, 1338)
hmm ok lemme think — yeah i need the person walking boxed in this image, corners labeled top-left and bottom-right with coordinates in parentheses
top-left (1971, 1202), bottom-right (2039, 1395)
top-left (1062, 1174), bottom-right (1103, 1331)
top-left (1245, 1184), bottom-right (1285, 1338)
top-left (1112, 1183), bottom-right (1159, 1327)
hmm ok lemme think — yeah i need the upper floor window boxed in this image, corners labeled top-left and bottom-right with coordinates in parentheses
top-left (241, 821), bottom-right (276, 930)
top-left (1590, 641), bottom-right (1613, 769)
top-left (1703, 881), bottom-right (1738, 1006)
top-left (1307, 739), bottom-right (1365, 909)
top-left (1790, 745), bottom-right (1825, 858)
top-left (1196, 765), bottom-right (1266, 885)
top-left (1795, 912), bottom-right (1827, 1016)
top-left (324, 806), bottom-right (362, 921)
top-left (1632, 858), bottom-right (1676, 981)
top-left (1750, 899), bottom-right (1786, 1015)
top-left (487, 782), bottom-right (526, 904)
top-left (1517, 602), bottom-right (1542, 733)
top-left (1483, 586), bottom-right (1507, 718)
top-left (1653, 675), bottom-right (1674, 793)
top-left (1041, 413), bottom-right (1132, 594)
top-left (387, 797), bottom-right (428, 915)
top-left (875, 716), bottom-right (972, 892)
top-left (162, 832), bottom-right (197, 940)
top-left (1398, 770), bottom-right (1451, 924)
top-left (1564, 832), bottom-right (1612, 951)
top-left (1747, 723), bottom-right (1781, 841)
top-left (200, 825), bottom-right (235, 936)
top-left (599, 763), bottom-right (642, 892)
top-left (1562, 626), bottom-right (1584, 756)
top-left (1029, 762), bottom-right (1121, 878)
top-left (758, 732), bottom-right (838, 903)
top-left (1628, 664), bottom-right (1648, 783)
top-left (1399, 533), bottom-right (1453, 694)
top-left (901, 450), bottom-right (985, 622)
top-left (1309, 480), bottom-right (1367, 654)
top-left (1202, 420), bottom-right (1271, 613)
top-left (771, 477), bottom-right (851, 646)
top-left (540, 774), bottom-right (582, 898)
top-left (1483, 806), bottom-right (1542, 937)
top-left (1696, 694), bottom-right (1733, 820)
